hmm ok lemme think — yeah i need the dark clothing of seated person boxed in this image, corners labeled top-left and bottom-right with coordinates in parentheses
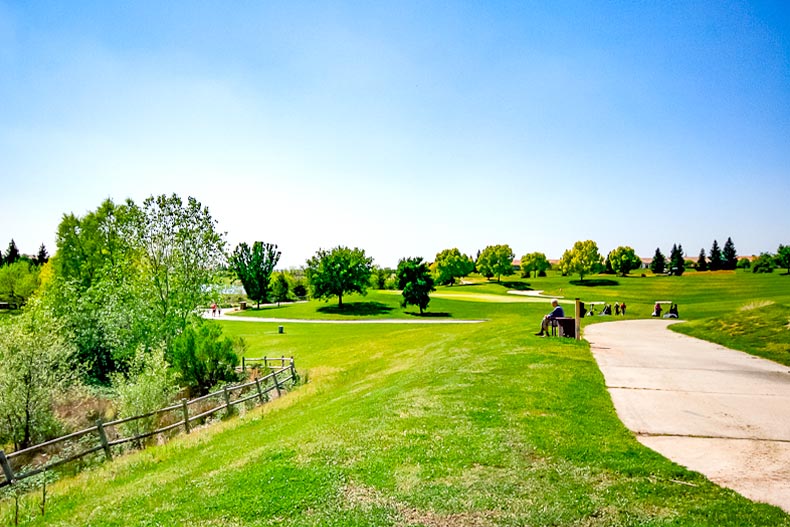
top-left (535, 300), bottom-right (564, 336)
top-left (663, 304), bottom-right (679, 319)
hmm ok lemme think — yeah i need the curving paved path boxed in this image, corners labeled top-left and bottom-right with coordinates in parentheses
top-left (585, 319), bottom-right (790, 512)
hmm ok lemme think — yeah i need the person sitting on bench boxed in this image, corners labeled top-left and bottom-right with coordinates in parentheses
top-left (535, 299), bottom-right (564, 336)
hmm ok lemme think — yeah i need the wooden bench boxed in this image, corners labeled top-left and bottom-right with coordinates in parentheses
top-left (550, 317), bottom-right (576, 338)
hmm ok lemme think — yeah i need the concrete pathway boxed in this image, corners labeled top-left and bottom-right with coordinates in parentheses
top-left (585, 319), bottom-right (790, 512)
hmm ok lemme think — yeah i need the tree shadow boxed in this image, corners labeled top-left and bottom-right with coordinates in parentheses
top-left (498, 281), bottom-right (533, 291)
top-left (317, 302), bottom-right (394, 316)
top-left (405, 311), bottom-right (453, 318)
top-left (569, 279), bottom-right (620, 287)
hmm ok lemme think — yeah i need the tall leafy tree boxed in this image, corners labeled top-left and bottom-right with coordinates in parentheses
top-left (776, 244), bottom-right (790, 275)
top-left (477, 244), bottom-right (515, 282)
top-left (132, 194), bottom-right (227, 342)
top-left (669, 244), bottom-right (685, 275)
top-left (650, 248), bottom-right (666, 274)
top-left (228, 241), bottom-right (281, 308)
top-left (608, 246), bottom-right (641, 276)
top-left (5, 239), bottom-right (20, 265)
top-left (520, 252), bottom-right (550, 278)
top-left (397, 257), bottom-right (435, 314)
top-left (723, 237), bottom-right (738, 270)
top-left (271, 271), bottom-right (291, 306)
top-left (431, 248), bottom-right (474, 285)
top-left (558, 240), bottom-right (603, 281)
top-left (305, 246), bottom-right (373, 308)
top-left (709, 240), bottom-right (723, 271)
top-left (696, 248), bottom-right (708, 271)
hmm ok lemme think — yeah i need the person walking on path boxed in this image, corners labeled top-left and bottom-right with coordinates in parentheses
top-left (535, 299), bottom-right (564, 336)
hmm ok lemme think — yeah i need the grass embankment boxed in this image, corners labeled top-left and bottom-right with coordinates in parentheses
top-left (6, 271), bottom-right (790, 525)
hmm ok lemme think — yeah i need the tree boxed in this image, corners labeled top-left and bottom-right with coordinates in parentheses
top-left (476, 244), bottom-right (515, 282)
top-left (722, 237), bottom-right (737, 270)
top-left (709, 240), bottom-right (723, 271)
top-left (0, 304), bottom-right (78, 450)
top-left (696, 248), bottom-right (708, 271)
top-left (558, 240), bottom-right (603, 281)
top-left (132, 194), bottom-right (227, 342)
top-left (271, 272), bottom-right (290, 306)
top-left (35, 244), bottom-right (49, 266)
top-left (736, 257), bottom-right (751, 270)
top-left (0, 260), bottom-right (40, 308)
top-left (397, 257), bottom-right (435, 314)
top-left (520, 252), bottom-right (550, 278)
top-left (650, 248), bottom-right (666, 274)
top-left (669, 244), bottom-right (685, 275)
top-left (371, 266), bottom-right (396, 289)
top-left (776, 245), bottom-right (790, 274)
top-left (111, 346), bottom-right (177, 443)
top-left (4, 239), bottom-right (20, 265)
top-left (305, 246), bottom-right (373, 308)
top-left (608, 246), bottom-right (642, 277)
top-left (228, 241), bottom-right (281, 308)
top-left (170, 321), bottom-right (240, 397)
top-left (431, 248), bottom-right (475, 285)
top-left (752, 252), bottom-right (776, 273)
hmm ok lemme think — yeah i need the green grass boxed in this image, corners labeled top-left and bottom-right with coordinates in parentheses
top-left (6, 271), bottom-right (790, 525)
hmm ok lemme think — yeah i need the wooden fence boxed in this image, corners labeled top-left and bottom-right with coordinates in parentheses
top-left (0, 357), bottom-right (296, 489)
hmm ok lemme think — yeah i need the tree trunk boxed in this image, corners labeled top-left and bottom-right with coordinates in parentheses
top-left (338, 293), bottom-right (343, 309)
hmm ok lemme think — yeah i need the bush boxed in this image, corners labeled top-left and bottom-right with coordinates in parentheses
top-left (111, 347), bottom-right (177, 443)
top-left (752, 253), bottom-right (776, 274)
top-left (737, 257), bottom-right (751, 269)
top-left (170, 321), bottom-right (240, 397)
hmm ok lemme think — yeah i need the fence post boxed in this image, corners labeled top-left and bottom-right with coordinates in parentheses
top-left (242, 356), bottom-right (246, 372)
top-left (0, 450), bottom-right (15, 484)
top-left (223, 386), bottom-right (232, 417)
top-left (290, 356), bottom-right (296, 380)
top-left (181, 399), bottom-right (191, 434)
top-left (263, 356), bottom-right (268, 370)
top-left (272, 369), bottom-right (282, 397)
top-left (95, 419), bottom-right (113, 461)
top-left (255, 377), bottom-right (265, 403)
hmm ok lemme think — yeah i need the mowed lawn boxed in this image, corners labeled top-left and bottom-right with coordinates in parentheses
top-left (8, 271), bottom-right (790, 526)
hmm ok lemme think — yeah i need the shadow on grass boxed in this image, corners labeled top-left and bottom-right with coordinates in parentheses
top-left (499, 281), bottom-right (533, 291)
top-left (570, 279), bottom-right (620, 287)
top-left (405, 311), bottom-right (453, 318)
top-left (317, 302), bottom-right (394, 316)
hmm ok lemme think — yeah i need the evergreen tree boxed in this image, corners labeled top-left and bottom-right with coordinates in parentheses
top-left (723, 237), bottom-right (737, 270)
top-left (35, 243), bottom-right (49, 266)
top-left (650, 248), bottom-right (666, 274)
top-left (669, 244), bottom-right (685, 275)
top-left (696, 248), bottom-right (708, 271)
top-left (709, 240), bottom-right (723, 271)
top-left (4, 239), bottom-right (20, 265)
top-left (0, 249), bottom-right (4, 267)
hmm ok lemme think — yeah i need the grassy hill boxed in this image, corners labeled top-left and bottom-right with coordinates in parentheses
top-left (6, 270), bottom-right (790, 526)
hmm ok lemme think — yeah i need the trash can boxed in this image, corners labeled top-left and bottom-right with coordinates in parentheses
top-left (239, 301), bottom-right (247, 310)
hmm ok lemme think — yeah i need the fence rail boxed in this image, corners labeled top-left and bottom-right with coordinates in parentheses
top-left (0, 357), bottom-right (296, 489)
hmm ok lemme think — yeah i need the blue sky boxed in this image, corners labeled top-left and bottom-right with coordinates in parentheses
top-left (1, 1), bottom-right (788, 268)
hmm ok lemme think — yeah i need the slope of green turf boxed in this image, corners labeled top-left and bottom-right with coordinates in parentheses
top-left (6, 271), bottom-right (790, 526)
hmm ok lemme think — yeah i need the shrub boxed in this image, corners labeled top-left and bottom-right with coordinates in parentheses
top-left (737, 257), bottom-right (751, 269)
top-left (170, 322), bottom-right (240, 397)
top-left (752, 253), bottom-right (776, 274)
top-left (111, 347), bottom-right (178, 444)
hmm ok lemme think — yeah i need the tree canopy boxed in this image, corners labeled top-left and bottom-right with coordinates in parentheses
top-left (669, 244), bottom-right (685, 275)
top-left (776, 245), bottom-right (790, 274)
top-left (431, 248), bottom-right (474, 285)
top-left (559, 240), bottom-right (603, 280)
top-left (477, 244), bottom-right (514, 282)
top-left (709, 240), bottom-right (723, 271)
top-left (520, 252), bottom-right (550, 278)
top-left (723, 237), bottom-right (738, 270)
top-left (305, 246), bottom-right (373, 308)
top-left (229, 241), bottom-right (281, 308)
top-left (608, 246), bottom-right (641, 276)
top-left (397, 257), bottom-right (435, 314)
